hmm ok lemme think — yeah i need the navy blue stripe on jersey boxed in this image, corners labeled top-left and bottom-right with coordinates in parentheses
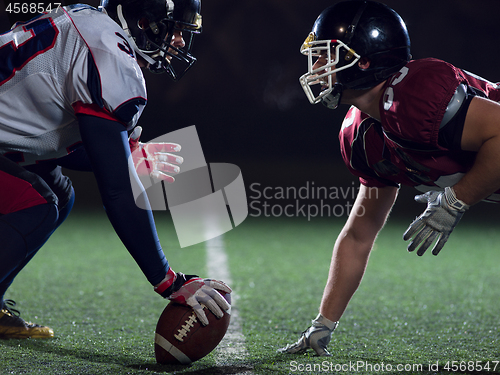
top-left (114, 97), bottom-right (147, 124)
top-left (77, 114), bottom-right (168, 285)
top-left (85, 51), bottom-right (145, 125)
top-left (87, 50), bottom-right (104, 108)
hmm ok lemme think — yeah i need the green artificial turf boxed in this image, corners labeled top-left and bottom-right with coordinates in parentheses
top-left (0, 209), bottom-right (498, 374)
top-left (226, 216), bottom-right (500, 374)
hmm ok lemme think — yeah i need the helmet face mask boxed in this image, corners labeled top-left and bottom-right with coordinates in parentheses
top-left (141, 18), bottom-right (201, 79)
top-left (299, 0), bottom-right (411, 109)
top-left (101, 0), bottom-right (202, 80)
top-left (299, 35), bottom-right (361, 109)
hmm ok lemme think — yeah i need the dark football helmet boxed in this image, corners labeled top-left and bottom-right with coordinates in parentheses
top-left (300, 0), bottom-right (411, 109)
top-left (100, 0), bottom-right (202, 80)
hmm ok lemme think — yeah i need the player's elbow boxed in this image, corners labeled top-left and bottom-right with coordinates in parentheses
top-left (337, 225), bottom-right (378, 258)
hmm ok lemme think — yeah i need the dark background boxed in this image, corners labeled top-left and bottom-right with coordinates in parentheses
top-left (1, 0), bottom-right (499, 220)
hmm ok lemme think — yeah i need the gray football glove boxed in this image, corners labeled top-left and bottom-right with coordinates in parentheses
top-left (403, 187), bottom-right (469, 256)
top-left (277, 314), bottom-right (338, 356)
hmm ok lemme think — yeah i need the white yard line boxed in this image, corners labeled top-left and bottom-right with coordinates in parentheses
top-left (205, 235), bottom-right (251, 367)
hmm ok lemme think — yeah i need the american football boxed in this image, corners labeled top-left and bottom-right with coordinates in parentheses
top-left (154, 293), bottom-right (231, 365)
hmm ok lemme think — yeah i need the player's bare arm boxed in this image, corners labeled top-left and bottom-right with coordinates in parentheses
top-left (279, 185), bottom-right (398, 356)
top-left (319, 184), bottom-right (398, 322)
top-left (453, 96), bottom-right (500, 205)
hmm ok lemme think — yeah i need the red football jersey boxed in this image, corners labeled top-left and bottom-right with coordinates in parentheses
top-left (339, 58), bottom-right (500, 202)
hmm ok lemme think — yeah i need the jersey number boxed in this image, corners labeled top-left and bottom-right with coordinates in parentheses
top-left (383, 66), bottom-right (409, 111)
top-left (0, 17), bottom-right (59, 85)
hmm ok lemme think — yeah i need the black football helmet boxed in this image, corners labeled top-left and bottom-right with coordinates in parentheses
top-left (100, 0), bottom-right (202, 80)
top-left (300, 0), bottom-right (411, 109)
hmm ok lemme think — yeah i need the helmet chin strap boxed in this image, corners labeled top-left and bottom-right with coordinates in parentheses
top-left (116, 4), bottom-right (156, 66)
top-left (321, 83), bottom-right (343, 110)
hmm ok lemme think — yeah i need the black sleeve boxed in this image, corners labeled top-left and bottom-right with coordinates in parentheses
top-left (438, 85), bottom-right (479, 151)
top-left (77, 114), bottom-right (169, 286)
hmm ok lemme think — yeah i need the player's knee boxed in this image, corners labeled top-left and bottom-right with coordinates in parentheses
top-left (33, 203), bottom-right (60, 247)
top-left (56, 186), bottom-right (75, 228)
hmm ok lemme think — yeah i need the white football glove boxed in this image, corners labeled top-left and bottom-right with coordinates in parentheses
top-left (278, 314), bottom-right (338, 356)
top-left (403, 187), bottom-right (469, 256)
top-left (128, 126), bottom-right (183, 183)
top-left (155, 269), bottom-right (232, 326)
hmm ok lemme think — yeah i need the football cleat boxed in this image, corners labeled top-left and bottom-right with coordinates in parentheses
top-left (0, 300), bottom-right (54, 339)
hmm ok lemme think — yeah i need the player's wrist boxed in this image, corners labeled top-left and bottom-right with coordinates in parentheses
top-left (154, 267), bottom-right (177, 297)
top-left (313, 313), bottom-right (339, 331)
top-left (155, 271), bottom-right (200, 298)
top-left (128, 126), bottom-right (143, 152)
top-left (444, 186), bottom-right (470, 211)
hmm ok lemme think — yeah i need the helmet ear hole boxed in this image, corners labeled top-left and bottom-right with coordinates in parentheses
top-left (358, 57), bottom-right (370, 70)
top-left (137, 17), bottom-right (148, 30)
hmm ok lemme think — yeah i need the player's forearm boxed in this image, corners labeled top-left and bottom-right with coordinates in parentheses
top-left (319, 231), bottom-right (373, 322)
top-left (319, 185), bottom-right (396, 322)
top-left (78, 114), bottom-right (169, 285)
top-left (102, 189), bottom-right (169, 285)
top-left (453, 135), bottom-right (500, 205)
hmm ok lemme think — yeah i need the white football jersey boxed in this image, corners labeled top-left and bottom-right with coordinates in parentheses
top-left (0, 4), bottom-right (147, 165)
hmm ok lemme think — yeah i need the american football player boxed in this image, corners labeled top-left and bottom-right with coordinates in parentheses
top-left (0, 0), bottom-right (231, 339)
top-left (279, 0), bottom-right (500, 356)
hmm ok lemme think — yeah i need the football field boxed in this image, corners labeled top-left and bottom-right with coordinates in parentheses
top-left (0, 209), bottom-right (499, 375)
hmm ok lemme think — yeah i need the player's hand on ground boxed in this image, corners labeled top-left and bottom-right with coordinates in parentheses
top-left (278, 315), bottom-right (338, 356)
top-left (403, 187), bottom-right (469, 256)
top-left (129, 126), bottom-right (183, 183)
top-left (156, 270), bottom-right (232, 326)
